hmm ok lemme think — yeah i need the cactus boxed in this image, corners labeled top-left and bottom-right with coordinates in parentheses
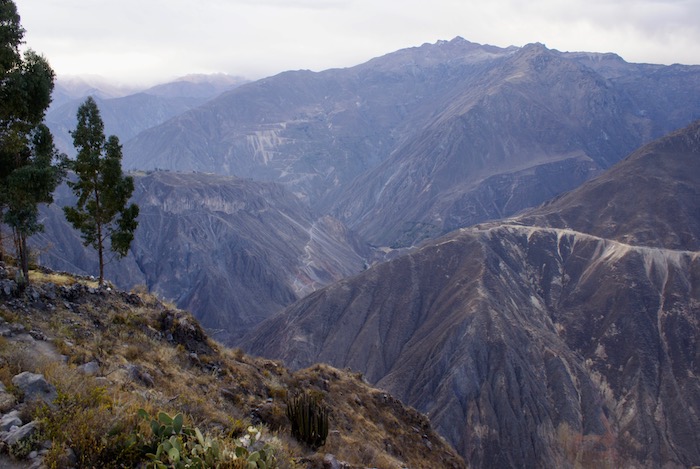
top-left (285, 392), bottom-right (329, 449)
top-left (136, 410), bottom-right (276, 468)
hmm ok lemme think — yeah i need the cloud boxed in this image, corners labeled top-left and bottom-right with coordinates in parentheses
top-left (13, 0), bottom-right (700, 85)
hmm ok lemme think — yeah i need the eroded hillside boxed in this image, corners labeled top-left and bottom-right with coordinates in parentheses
top-left (244, 121), bottom-right (700, 467)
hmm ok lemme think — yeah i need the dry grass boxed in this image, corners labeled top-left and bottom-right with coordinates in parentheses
top-left (27, 270), bottom-right (98, 288)
top-left (0, 266), bottom-right (466, 468)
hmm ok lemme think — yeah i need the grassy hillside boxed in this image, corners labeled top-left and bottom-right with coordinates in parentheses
top-left (0, 262), bottom-right (465, 468)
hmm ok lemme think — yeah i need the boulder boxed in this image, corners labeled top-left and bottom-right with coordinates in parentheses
top-left (78, 361), bottom-right (101, 376)
top-left (1, 420), bottom-right (39, 446)
top-left (323, 453), bottom-right (341, 469)
top-left (0, 411), bottom-right (22, 432)
top-left (11, 372), bottom-right (57, 406)
top-left (0, 383), bottom-right (16, 413)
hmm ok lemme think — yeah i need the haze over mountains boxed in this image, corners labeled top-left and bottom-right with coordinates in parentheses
top-left (45, 74), bottom-right (248, 157)
top-left (35, 38), bottom-right (700, 466)
top-left (39, 38), bottom-right (700, 342)
top-left (244, 120), bottom-right (700, 467)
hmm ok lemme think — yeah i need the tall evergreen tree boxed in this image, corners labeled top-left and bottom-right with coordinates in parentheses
top-left (64, 97), bottom-right (139, 285)
top-left (0, 0), bottom-right (23, 77)
top-left (3, 125), bottom-right (64, 279)
top-left (0, 0), bottom-right (62, 280)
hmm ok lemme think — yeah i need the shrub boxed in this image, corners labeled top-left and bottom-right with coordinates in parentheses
top-left (38, 385), bottom-right (142, 468)
top-left (136, 409), bottom-right (277, 468)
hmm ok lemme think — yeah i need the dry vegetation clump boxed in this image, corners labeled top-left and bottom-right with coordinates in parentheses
top-left (0, 262), bottom-right (466, 468)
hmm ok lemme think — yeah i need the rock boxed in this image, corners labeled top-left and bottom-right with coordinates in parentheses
top-left (94, 377), bottom-right (110, 387)
top-left (78, 361), bottom-right (101, 376)
top-left (0, 280), bottom-right (15, 297)
top-left (43, 283), bottom-right (57, 300)
top-left (29, 330), bottom-right (48, 341)
top-left (0, 383), bottom-right (16, 413)
top-left (11, 372), bottom-right (58, 406)
top-left (0, 411), bottom-right (22, 432)
top-left (1, 420), bottom-right (39, 446)
top-left (323, 453), bottom-right (341, 469)
top-left (158, 309), bottom-right (213, 355)
top-left (126, 364), bottom-right (154, 387)
top-left (28, 288), bottom-right (40, 302)
top-left (122, 292), bottom-right (143, 306)
top-left (64, 447), bottom-right (77, 466)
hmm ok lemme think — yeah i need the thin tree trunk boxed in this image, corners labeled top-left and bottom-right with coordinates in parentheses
top-left (11, 227), bottom-right (29, 283)
top-left (97, 221), bottom-right (104, 285)
top-left (20, 232), bottom-right (28, 282)
top-left (0, 225), bottom-right (4, 262)
top-left (94, 180), bottom-right (104, 286)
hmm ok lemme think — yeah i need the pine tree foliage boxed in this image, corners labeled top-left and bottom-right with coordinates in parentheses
top-left (3, 125), bottom-right (64, 278)
top-left (64, 96), bottom-right (139, 285)
top-left (0, 0), bottom-right (63, 280)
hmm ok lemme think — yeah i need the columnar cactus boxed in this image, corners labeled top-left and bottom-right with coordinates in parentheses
top-left (285, 392), bottom-right (329, 449)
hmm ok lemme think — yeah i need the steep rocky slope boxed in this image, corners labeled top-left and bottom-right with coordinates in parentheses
top-left (124, 39), bottom-right (512, 206)
top-left (0, 265), bottom-right (464, 468)
top-left (520, 119), bottom-right (700, 250)
top-left (244, 121), bottom-right (700, 467)
top-left (35, 171), bottom-right (368, 343)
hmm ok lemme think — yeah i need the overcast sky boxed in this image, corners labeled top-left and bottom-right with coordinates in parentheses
top-left (13, 0), bottom-right (700, 86)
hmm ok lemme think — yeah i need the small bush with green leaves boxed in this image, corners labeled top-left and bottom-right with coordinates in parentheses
top-left (136, 409), bottom-right (277, 469)
top-left (8, 434), bottom-right (38, 460)
top-left (286, 392), bottom-right (329, 450)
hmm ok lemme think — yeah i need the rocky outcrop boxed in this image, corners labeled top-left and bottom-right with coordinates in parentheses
top-left (0, 373), bottom-right (57, 467)
top-left (0, 262), bottom-right (467, 468)
top-left (11, 373), bottom-right (57, 408)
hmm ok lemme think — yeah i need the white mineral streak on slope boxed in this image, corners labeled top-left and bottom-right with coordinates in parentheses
top-left (156, 192), bottom-right (249, 215)
top-left (477, 224), bottom-right (699, 286)
top-left (273, 210), bottom-right (364, 297)
top-left (246, 128), bottom-right (285, 166)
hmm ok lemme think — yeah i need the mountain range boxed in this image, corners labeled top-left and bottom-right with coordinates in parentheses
top-left (32, 38), bottom-right (700, 466)
top-left (121, 38), bottom-right (700, 247)
top-left (243, 120), bottom-right (700, 467)
top-left (45, 74), bottom-right (247, 157)
top-left (37, 38), bottom-right (700, 350)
